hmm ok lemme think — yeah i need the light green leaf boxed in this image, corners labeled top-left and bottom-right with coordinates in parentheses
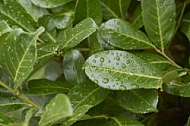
top-left (22, 108), bottom-right (36, 126)
top-left (83, 50), bottom-right (163, 90)
top-left (0, 27), bottom-right (44, 89)
top-left (0, 20), bottom-right (12, 36)
top-left (100, 0), bottom-right (131, 20)
top-left (31, 0), bottom-right (72, 8)
top-left (115, 89), bottom-right (158, 113)
top-left (58, 18), bottom-right (98, 50)
top-left (39, 94), bottom-right (73, 126)
top-left (63, 80), bottom-right (109, 126)
top-left (75, 0), bottom-right (102, 25)
top-left (142, 0), bottom-right (176, 50)
top-left (130, 5), bottom-right (143, 29)
top-left (0, 0), bottom-right (38, 32)
top-left (181, 12), bottom-right (190, 41)
top-left (63, 50), bottom-right (86, 85)
top-left (102, 116), bottom-right (143, 126)
top-left (100, 19), bottom-right (153, 50)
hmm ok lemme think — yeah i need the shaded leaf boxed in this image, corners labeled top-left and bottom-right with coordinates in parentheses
top-left (39, 94), bottom-right (73, 126)
top-left (83, 50), bottom-right (163, 90)
top-left (0, 27), bottom-right (44, 89)
top-left (31, 0), bottom-right (72, 8)
top-left (100, 0), bottom-right (131, 20)
top-left (130, 5), bottom-right (143, 29)
top-left (75, 0), bottom-right (102, 25)
top-left (58, 18), bottom-right (98, 50)
top-left (63, 50), bottom-right (86, 85)
top-left (100, 19), bottom-right (153, 50)
top-left (22, 108), bottom-right (36, 126)
top-left (0, 112), bottom-right (14, 125)
top-left (142, 0), bottom-right (176, 50)
top-left (181, 12), bottom-right (190, 41)
top-left (63, 80), bottom-right (109, 126)
top-left (115, 89), bottom-right (158, 113)
top-left (72, 119), bottom-right (107, 126)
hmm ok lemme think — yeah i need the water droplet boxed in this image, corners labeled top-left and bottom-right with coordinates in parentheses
top-left (105, 51), bottom-right (109, 55)
top-left (122, 63), bottom-right (126, 68)
top-left (116, 56), bottom-right (120, 61)
top-left (141, 68), bottom-right (144, 72)
top-left (93, 59), bottom-right (96, 63)
top-left (119, 85), bottom-right (127, 90)
top-left (102, 78), bottom-right (109, 84)
top-left (95, 55), bottom-right (98, 58)
top-left (126, 60), bottom-right (130, 64)
top-left (100, 57), bottom-right (104, 62)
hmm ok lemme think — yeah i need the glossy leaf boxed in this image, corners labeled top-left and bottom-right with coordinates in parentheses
top-left (142, 0), bottom-right (176, 50)
top-left (130, 5), bottom-right (143, 29)
top-left (63, 80), bottom-right (109, 126)
top-left (58, 18), bottom-right (98, 50)
top-left (102, 116), bottom-right (143, 126)
top-left (83, 50), bottom-right (163, 90)
top-left (63, 50), bottom-right (86, 85)
top-left (0, 27), bottom-right (44, 89)
top-left (100, 19), bottom-right (153, 50)
top-left (39, 94), bottom-right (73, 126)
top-left (100, 0), bottom-right (131, 20)
top-left (75, 0), bottom-right (102, 25)
top-left (31, 0), bottom-right (71, 8)
top-left (115, 89), bottom-right (158, 113)
top-left (181, 12), bottom-right (190, 41)
top-left (0, 20), bottom-right (12, 36)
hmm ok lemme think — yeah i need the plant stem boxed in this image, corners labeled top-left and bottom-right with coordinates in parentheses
top-left (0, 81), bottom-right (40, 109)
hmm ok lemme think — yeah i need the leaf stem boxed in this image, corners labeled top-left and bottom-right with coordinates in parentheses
top-left (0, 81), bottom-right (40, 109)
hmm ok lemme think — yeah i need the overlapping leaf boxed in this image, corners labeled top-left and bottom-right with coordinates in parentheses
top-left (31, 0), bottom-right (71, 8)
top-left (0, 27), bottom-right (44, 89)
top-left (181, 12), bottom-right (190, 41)
top-left (115, 89), bottom-right (158, 113)
top-left (0, 21), bottom-right (12, 36)
top-left (83, 50), bottom-right (163, 90)
top-left (130, 5), bottom-right (143, 29)
top-left (142, 0), bottom-right (176, 50)
top-left (100, 19), bottom-right (153, 50)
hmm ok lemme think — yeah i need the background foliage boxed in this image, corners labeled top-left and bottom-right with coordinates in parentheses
top-left (0, 0), bottom-right (190, 125)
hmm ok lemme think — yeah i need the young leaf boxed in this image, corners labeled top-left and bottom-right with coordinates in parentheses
top-left (39, 94), bottom-right (73, 126)
top-left (115, 89), bottom-right (158, 113)
top-left (58, 18), bottom-right (98, 50)
top-left (130, 5), bottom-right (143, 29)
top-left (75, 0), bottom-right (102, 25)
top-left (31, 0), bottom-right (72, 8)
top-left (0, 27), bottom-right (44, 89)
top-left (100, 0), bottom-right (131, 20)
top-left (63, 80), bottom-right (109, 126)
top-left (142, 0), bottom-right (176, 50)
top-left (181, 12), bottom-right (190, 41)
top-left (83, 50), bottom-right (163, 90)
top-left (63, 50), bottom-right (86, 85)
top-left (100, 19), bottom-right (153, 50)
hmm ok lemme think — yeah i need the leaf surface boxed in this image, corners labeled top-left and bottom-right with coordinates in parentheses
top-left (0, 20), bottom-right (12, 36)
top-left (142, 0), bottom-right (176, 50)
top-left (130, 5), bottom-right (143, 29)
top-left (83, 50), bottom-right (162, 90)
top-left (100, 19), bottom-right (153, 50)
top-left (31, 0), bottom-right (71, 8)
top-left (181, 12), bottom-right (190, 41)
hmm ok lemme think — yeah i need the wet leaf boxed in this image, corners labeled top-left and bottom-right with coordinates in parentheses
top-left (142, 0), bottom-right (176, 50)
top-left (130, 5), bottom-right (143, 29)
top-left (39, 94), bottom-right (73, 126)
top-left (0, 27), bottom-right (44, 89)
top-left (115, 89), bottom-right (158, 113)
top-left (181, 12), bottom-right (190, 41)
top-left (83, 50), bottom-right (163, 90)
top-left (100, 19), bottom-right (153, 50)
top-left (31, 0), bottom-right (72, 8)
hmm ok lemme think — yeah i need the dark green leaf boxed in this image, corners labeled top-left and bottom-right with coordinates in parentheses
top-left (0, 112), bottom-right (14, 125)
top-left (72, 119), bottom-right (106, 126)
top-left (115, 89), bottom-right (158, 113)
top-left (130, 5), bottom-right (143, 29)
top-left (63, 50), bottom-right (86, 84)
top-left (39, 94), bottom-right (73, 126)
top-left (31, 0), bottom-right (72, 8)
top-left (142, 0), bottom-right (176, 50)
top-left (181, 12), bottom-right (190, 41)
top-left (63, 80), bottom-right (109, 126)
top-left (0, 27), bottom-right (44, 89)
top-left (83, 50), bottom-right (163, 90)
top-left (0, 20), bottom-right (12, 36)
top-left (100, 0), bottom-right (131, 20)
top-left (100, 19), bottom-right (153, 50)
top-left (75, 0), bottom-right (102, 25)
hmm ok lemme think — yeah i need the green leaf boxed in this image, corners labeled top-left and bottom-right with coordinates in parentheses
top-left (100, 19), bottom-right (153, 50)
top-left (0, 27), bottom-right (44, 89)
top-left (63, 50), bottom-right (86, 85)
top-left (83, 50), bottom-right (163, 90)
top-left (0, 0), bottom-right (38, 32)
top-left (39, 94), bottom-right (73, 126)
top-left (0, 112), bottom-right (14, 125)
top-left (31, 0), bottom-right (72, 8)
top-left (102, 116), bottom-right (143, 126)
top-left (22, 108), bottom-right (36, 126)
top-left (63, 80), bottom-right (109, 126)
top-left (181, 12), bottom-right (190, 41)
top-left (75, 0), bottom-right (102, 25)
top-left (100, 0), bottom-right (131, 20)
top-left (0, 20), bottom-right (12, 36)
top-left (26, 79), bottom-right (70, 95)
top-left (58, 18), bottom-right (98, 50)
top-left (130, 5), bottom-right (143, 29)
top-left (163, 81), bottom-right (190, 97)
top-left (142, 0), bottom-right (176, 50)
top-left (115, 89), bottom-right (158, 113)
